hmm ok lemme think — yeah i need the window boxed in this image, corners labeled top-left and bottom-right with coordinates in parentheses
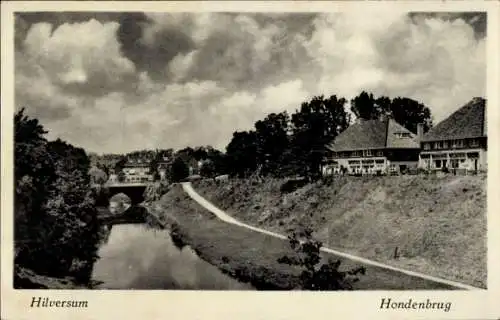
top-left (452, 140), bottom-right (464, 148)
top-left (470, 139), bottom-right (479, 147)
top-left (376, 150), bottom-right (384, 156)
top-left (443, 141), bottom-right (448, 149)
top-left (423, 143), bottom-right (431, 150)
top-left (364, 150), bottom-right (373, 157)
top-left (395, 132), bottom-right (411, 138)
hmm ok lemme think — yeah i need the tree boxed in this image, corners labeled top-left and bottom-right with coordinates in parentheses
top-left (350, 92), bottom-right (433, 133)
top-left (199, 159), bottom-right (216, 178)
top-left (205, 147), bottom-right (227, 176)
top-left (278, 227), bottom-right (366, 290)
top-left (14, 109), bottom-right (56, 262)
top-left (149, 148), bottom-right (174, 181)
top-left (193, 146), bottom-right (209, 161)
top-left (117, 171), bottom-right (126, 183)
top-left (14, 109), bottom-right (101, 285)
top-left (254, 112), bottom-right (291, 177)
top-left (389, 97), bottom-right (433, 134)
top-left (350, 91), bottom-right (378, 120)
top-left (169, 157), bottom-right (190, 182)
top-left (89, 166), bottom-right (108, 185)
top-left (290, 95), bottom-right (350, 179)
top-left (114, 156), bottom-right (127, 173)
top-left (225, 131), bottom-right (259, 178)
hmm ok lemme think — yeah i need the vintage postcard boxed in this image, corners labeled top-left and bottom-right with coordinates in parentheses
top-left (1, 1), bottom-right (499, 319)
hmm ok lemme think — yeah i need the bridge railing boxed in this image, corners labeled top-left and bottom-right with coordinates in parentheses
top-left (104, 182), bottom-right (150, 187)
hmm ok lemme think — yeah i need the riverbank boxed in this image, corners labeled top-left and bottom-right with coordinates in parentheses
top-left (92, 222), bottom-right (253, 290)
top-left (193, 174), bottom-right (487, 288)
top-left (14, 266), bottom-right (94, 289)
top-left (148, 185), bottom-right (459, 290)
top-left (146, 187), bottom-right (303, 290)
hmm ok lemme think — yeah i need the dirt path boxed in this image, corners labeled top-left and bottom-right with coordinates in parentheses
top-left (181, 182), bottom-right (481, 291)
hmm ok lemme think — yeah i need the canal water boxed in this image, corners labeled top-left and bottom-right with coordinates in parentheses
top-left (91, 221), bottom-right (253, 290)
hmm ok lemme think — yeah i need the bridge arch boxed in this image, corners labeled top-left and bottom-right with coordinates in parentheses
top-left (103, 182), bottom-right (149, 205)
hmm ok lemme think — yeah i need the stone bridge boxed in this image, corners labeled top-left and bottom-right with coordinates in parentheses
top-left (103, 182), bottom-right (149, 205)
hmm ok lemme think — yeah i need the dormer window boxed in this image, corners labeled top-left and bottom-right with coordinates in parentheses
top-left (394, 132), bottom-right (411, 138)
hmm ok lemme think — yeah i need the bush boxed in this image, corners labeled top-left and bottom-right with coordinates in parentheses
top-left (277, 227), bottom-right (365, 290)
top-left (280, 177), bottom-right (309, 194)
top-left (143, 181), bottom-right (170, 202)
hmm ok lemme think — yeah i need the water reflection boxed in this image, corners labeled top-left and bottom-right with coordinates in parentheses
top-left (92, 223), bottom-right (253, 290)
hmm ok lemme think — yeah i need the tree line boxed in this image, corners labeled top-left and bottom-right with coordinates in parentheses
top-left (89, 91), bottom-right (433, 183)
top-left (224, 91), bottom-right (433, 180)
top-left (14, 109), bottom-right (102, 286)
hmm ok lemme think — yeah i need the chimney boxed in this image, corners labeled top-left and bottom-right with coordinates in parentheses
top-left (417, 123), bottom-right (424, 140)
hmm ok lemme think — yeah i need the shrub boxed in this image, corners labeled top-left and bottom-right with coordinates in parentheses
top-left (280, 177), bottom-right (308, 194)
top-left (277, 227), bottom-right (365, 290)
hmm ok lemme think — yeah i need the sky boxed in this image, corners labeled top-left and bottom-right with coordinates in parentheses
top-left (14, 11), bottom-right (486, 154)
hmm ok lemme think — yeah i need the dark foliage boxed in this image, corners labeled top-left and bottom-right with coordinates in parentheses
top-left (225, 131), bottom-right (259, 178)
top-left (114, 155), bottom-right (128, 173)
top-left (169, 157), bottom-right (190, 182)
top-left (280, 177), bottom-right (309, 194)
top-left (278, 227), bottom-right (366, 290)
top-left (290, 95), bottom-right (350, 179)
top-left (14, 108), bottom-right (101, 286)
top-left (350, 91), bottom-right (433, 133)
top-left (225, 95), bottom-right (350, 180)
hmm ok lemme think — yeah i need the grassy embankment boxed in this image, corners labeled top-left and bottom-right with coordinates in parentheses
top-left (193, 174), bottom-right (487, 289)
top-left (149, 184), bottom-right (460, 290)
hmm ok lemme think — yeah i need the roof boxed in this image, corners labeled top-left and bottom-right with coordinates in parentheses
top-left (327, 118), bottom-right (419, 152)
top-left (124, 160), bottom-right (150, 168)
top-left (422, 97), bottom-right (486, 142)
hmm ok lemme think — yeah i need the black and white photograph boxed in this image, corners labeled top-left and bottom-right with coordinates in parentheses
top-left (8, 8), bottom-right (491, 294)
top-left (3, 1), bottom-right (500, 318)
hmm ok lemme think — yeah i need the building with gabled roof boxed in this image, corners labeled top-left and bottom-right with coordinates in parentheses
top-left (122, 159), bottom-right (153, 183)
top-left (323, 117), bottom-right (421, 175)
top-left (419, 97), bottom-right (487, 173)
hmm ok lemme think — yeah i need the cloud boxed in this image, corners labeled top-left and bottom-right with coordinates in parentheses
top-left (304, 11), bottom-right (485, 122)
top-left (15, 12), bottom-right (486, 153)
top-left (23, 19), bottom-right (137, 97)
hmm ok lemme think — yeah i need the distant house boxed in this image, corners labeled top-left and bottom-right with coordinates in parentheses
top-left (122, 159), bottom-right (153, 183)
top-left (108, 173), bottom-right (118, 183)
top-left (157, 157), bottom-right (172, 181)
top-left (419, 97), bottom-right (487, 173)
top-left (324, 117), bottom-right (421, 175)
